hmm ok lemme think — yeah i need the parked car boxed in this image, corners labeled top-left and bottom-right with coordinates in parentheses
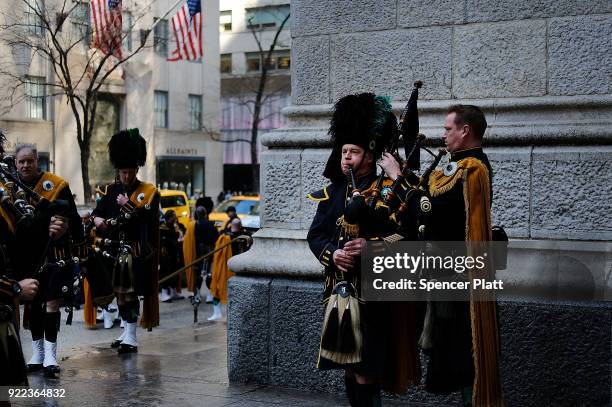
top-left (159, 189), bottom-right (191, 228)
top-left (209, 195), bottom-right (260, 232)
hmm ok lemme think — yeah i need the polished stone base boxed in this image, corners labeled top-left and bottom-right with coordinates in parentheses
top-left (228, 275), bottom-right (612, 407)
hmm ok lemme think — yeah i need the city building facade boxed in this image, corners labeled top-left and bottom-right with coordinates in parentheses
top-left (219, 0), bottom-right (290, 192)
top-left (0, 0), bottom-right (221, 203)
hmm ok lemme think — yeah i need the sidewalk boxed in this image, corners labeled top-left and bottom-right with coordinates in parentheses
top-left (13, 300), bottom-right (353, 407)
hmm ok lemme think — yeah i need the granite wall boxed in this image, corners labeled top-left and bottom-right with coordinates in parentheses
top-left (228, 2), bottom-right (612, 405)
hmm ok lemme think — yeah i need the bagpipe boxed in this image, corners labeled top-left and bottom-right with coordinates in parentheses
top-left (87, 182), bottom-right (156, 260)
top-left (342, 81), bottom-right (447, 240)
top-left (0, 156), bottom-right (77, 273)
top-left (0, 157), bottom-right (82, 324)
top-left (343, 81), bottom-right (509, 267)
top-left (0, 156), bottom-right (43, 224)
top-left (86, 186), bottom-right (157, 303)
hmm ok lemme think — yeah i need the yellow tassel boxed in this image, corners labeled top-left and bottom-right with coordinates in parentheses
top-left (83, 279), bottom-right (97, 329)
top-left (429, 168), bottom-right (465, 197)
top-left (460, 157), bottom-right (505, 406)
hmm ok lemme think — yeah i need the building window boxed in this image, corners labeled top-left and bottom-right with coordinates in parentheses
top-left (24, 0), bottom-right (43, 36)
top-left (123, 11), bottom-right (132, 52)
top-left (219, 10), bottom-right (232, 32)
top-left (154, 18), bottom-right (168, 57)
top-left (245, 5), bottom-right (290, 30)
top-left (246, 51), bottom-right (290, 72)
top-left (24, 76), bottom-right (46, 119)
top-left (276, 50), bottom-right (290, 70)
top-left (188, 94), bottom-right (202, 130)
top-left (154, 91), bottom-right (168, 128)
top-left (38, 152), bottom-right (50, 172)
top-left (72, 2), bottom-right (91, 44)
top-left (157, 158), bottom-right (205, 199)
top-left (220, 54), bottom-right (232, 74)
top-left (246, 52), bottom-right (261, 72)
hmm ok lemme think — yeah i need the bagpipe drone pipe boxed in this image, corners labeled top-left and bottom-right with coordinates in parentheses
top-left (340, 81), bottom-right (445, 240)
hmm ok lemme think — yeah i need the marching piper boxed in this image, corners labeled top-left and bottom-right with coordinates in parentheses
top-left (90, 129), bottom-right (160, 354)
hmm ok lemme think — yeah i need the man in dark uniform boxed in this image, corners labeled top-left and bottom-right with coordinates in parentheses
top-left (307, 93), bottom-right (421, 406)
top-left (159, 210), bottom-right (181, 303)
top-left (0, 225), bottom-right (40, 387)
top-left (0, 273), bottom-right (38, 386)
top-left (91, 129), bottom-right (160, 354)
top-left (14, 144), bottom-right (85, 378)
top-left (183, 206), bottom-right (219, 303)
top-left (422, 105), bottom-right (503, 407)
top-left (0, 132), bottom-right (67, 385)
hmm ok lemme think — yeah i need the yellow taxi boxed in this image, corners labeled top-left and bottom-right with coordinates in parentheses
top-left (209, 195), bottom-right (260, 232)
top-left (159, 189), bottom-right (191, 228)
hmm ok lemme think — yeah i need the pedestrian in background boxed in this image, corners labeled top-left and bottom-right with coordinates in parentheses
top-left (208, 218), bottom-right (247, 321)
top-left (159, 210), bottom-right (181, 303)
top-left (183, 206), bottom-right (219, 301)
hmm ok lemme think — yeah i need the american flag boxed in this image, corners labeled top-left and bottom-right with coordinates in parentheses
top-left (90, 0), bottom-right (123, 60)
top-left (168, 0), bottom-right (203, 62)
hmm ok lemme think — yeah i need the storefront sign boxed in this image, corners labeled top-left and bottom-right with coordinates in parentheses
top-left (165, 147), bottom-right (198, 156)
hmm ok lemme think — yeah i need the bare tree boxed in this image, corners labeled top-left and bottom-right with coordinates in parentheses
top-left (0, 0), bottom-right (152, 202)
top-left (247, 12), bottom-right (289, 192)
top-left (212, 11), bottom-right (290, 193)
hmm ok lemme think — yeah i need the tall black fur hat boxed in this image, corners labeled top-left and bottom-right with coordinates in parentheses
top-left (323, 93), bottom-right (397, 180)
top-left (108, 128), bottom-right (146, 169)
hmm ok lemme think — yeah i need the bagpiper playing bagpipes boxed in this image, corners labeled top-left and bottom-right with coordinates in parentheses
top-left (0, 130), bottom-right (47, 386)
top-left (307, 88), bottom-right (429, 406)
top-left (1, 143), bottom-right (84, 379)
top-left (87, 129), bottom-right (160, 354)
top-left (342, 89), bottom-right (506, 406)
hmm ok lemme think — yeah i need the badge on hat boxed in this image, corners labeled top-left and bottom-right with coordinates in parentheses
top-left (42, 180), bottom-right (54, 191)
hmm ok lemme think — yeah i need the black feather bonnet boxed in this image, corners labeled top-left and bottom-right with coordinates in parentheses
top-left (108, 128), bottom-right (146, 169)
top-left (323, 93), bottom-right (397, 181)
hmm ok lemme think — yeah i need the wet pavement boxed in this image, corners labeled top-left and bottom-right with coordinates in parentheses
top-left (13, 299), bottom-right (357, 407)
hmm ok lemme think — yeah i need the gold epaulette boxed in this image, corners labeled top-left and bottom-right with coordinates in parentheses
top-left (129, 182), bottom-right (158, 209)
top-left (429, 157), bottom-right (489, 198)
top-left (34, 172), bottom-right (68, 201)
top-left (307, 186), bottom-right (329, 202)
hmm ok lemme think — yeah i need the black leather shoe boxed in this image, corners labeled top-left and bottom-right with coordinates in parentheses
top-left (117, 344), bottom-right (138, 354)
top-left (27, 363), bottom-right (43, 373)
top-left (44, 365), bottom-right (60, 378)
top-left (111, 340), bottom-right (122, 348)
